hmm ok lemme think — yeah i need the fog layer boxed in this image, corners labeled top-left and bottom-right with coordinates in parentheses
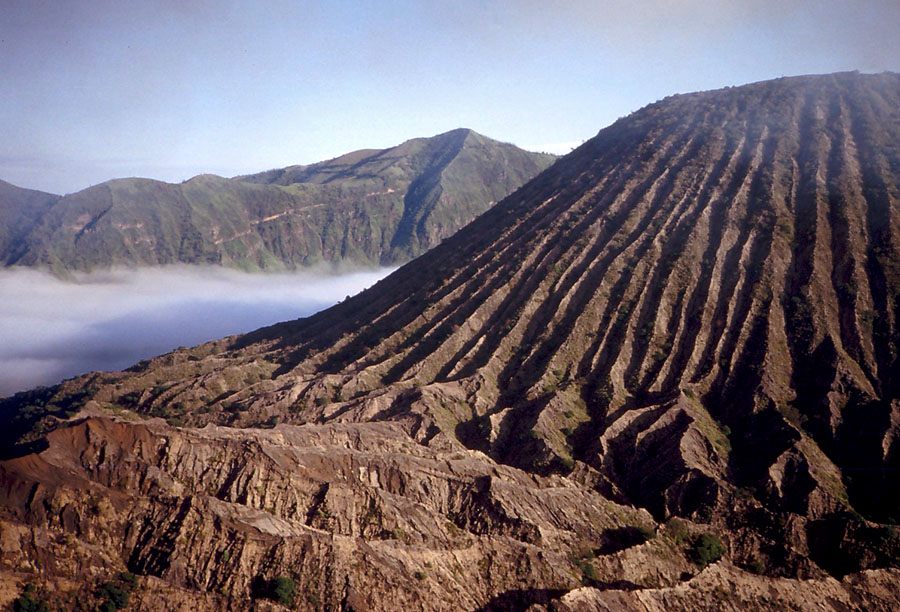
top-left (0, 266), bottom-right (393, 397)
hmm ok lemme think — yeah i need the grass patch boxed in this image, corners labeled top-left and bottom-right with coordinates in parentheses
top-left (252, 576), bottom-right (295, 607)
top-left (690, 533), bottom-right (726, 568)
top-left (13, 584), bottom-right (49, 612)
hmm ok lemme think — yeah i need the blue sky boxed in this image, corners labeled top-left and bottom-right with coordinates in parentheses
top-left (3, 0), bottom-right (899, 195)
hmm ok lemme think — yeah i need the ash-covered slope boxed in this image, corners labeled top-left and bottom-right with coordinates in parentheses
top-left (270, 70), bottom-right (900, 517)
top-left (1, 129), bottom-right (554, 274)
top-left (2, 72), bottom-right (900, 610)
top-left (181, 70), bottom-right (900, 521)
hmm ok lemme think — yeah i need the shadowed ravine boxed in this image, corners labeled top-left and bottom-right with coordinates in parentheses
top-left (2, 72), bottom-right (899, 610)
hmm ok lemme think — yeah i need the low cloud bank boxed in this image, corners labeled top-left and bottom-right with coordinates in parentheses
top-left (0, 266), bottom-right (394, 397)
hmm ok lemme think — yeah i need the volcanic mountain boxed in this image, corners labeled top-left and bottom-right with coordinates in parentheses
top-left (2, 72), bottom-right (900, 610)
top-left (0, 129), bottom-right (555, 274)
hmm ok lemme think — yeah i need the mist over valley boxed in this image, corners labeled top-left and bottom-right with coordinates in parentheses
top-left (0, 266), bottom-right (392, 397)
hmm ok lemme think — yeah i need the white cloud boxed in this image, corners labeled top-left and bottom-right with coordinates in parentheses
top-left (0, 265), bottom-right (393, 397)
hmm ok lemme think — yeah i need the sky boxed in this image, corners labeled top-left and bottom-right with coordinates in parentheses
top-left (2, 0), bottom-right (900, 195)
top-left (0, 266), bottom-right (393, 396)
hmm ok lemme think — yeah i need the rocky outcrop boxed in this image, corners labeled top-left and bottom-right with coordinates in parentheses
top-left (2, 72), bottom-right (899, 608)
top-left (546, 563), bottom-right (900, 612)
top-left (0, 414), bottom-right (659, 610)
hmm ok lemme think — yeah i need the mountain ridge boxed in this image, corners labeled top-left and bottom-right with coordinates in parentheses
top-left (2, 72), bottom-right (900, 610)
top-left (0, 129), bottom-right (555, 275)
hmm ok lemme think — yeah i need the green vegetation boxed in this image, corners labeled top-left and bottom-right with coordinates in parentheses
top-left (559, 456), bottom-right (576, 471)
top-left (96, 572), bottom-right (140, 611)
top-left (272, 577), bottom-right (295, 606)
top-left (577, 558), bottom-right (600, 586)
top-left (116, 391), bottom-right (142, 408)
top-left (2, 130), bottom-right (555, 275)
top-left (151, 384), bottom-right (172, 396)
top-left (746, 555), bottom-right (765, 575)
top-left (665, 518), bottom-right (690, 545)
top-left (97, 585), bottom-right (129, 612)
top-left (253, 575), bottom-right (295, 606)
top-left (119, 572), bottom-right (140, 590)
top-left (13, 584), bottom-right (48, 612)
top-left (637, 524), bottom-right (656, 542)
top-left (391, 526), bottom-right (411, 543)
top-left (780, 402), bottom-right (808, 429)
top-left (690, 533), bottom-right (726, 568)
top-left (682, 392), bottom-right (732, 458)
top-left (569, 542), bottom-right (602, 586)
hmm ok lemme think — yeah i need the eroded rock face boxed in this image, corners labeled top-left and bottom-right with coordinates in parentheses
top-left (545, 564), bottom-right (900, 612)
top-left (1, 415), bottom-right (660, 610)
top-left (2, 72), bottom-right (900, 608)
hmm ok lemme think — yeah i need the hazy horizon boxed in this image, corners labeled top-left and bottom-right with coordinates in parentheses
top-left (0, 265), bottom-right (393, 397)
top-left (3, 1), bottom-right (900, 195)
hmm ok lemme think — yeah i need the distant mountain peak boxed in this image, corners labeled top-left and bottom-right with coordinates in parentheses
top-left (0, 131), bottom-right (555, 274)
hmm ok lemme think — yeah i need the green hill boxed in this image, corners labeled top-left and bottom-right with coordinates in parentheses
top-left (1, 129), bottom-right (555, 274)
top-left (0, 179), bottom-right (59, 263)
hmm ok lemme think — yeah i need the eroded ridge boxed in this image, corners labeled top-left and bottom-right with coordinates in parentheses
top-left (3, 72), bottom-right (900, 610)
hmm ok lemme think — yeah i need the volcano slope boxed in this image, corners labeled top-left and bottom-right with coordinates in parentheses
top-left (2, 72), bottom-right (900, 610)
